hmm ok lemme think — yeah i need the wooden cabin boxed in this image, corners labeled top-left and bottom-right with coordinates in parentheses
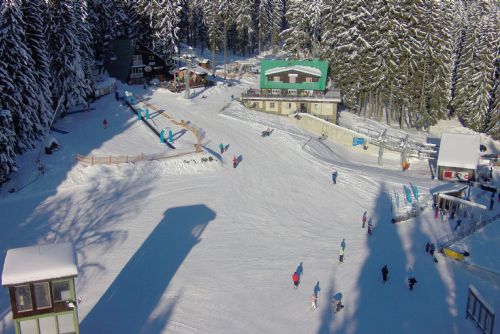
top-left (2, 243), bottom-right (79, 334)
top-left (103, 39), bottom-right (171, 85)
top-left (175, 66), bottom-right (210, 86)
top-left (198, 59), bottom-right (211, 70)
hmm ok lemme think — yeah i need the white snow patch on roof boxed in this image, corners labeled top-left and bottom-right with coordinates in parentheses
top-left (179, 66), bottom-right (210, 75)
top-left (2, 243), bottom-right (78, 286)
top-left (437, 133), bottom-right (480, 169)
top-left (265, 65), bottom-right (321, 77)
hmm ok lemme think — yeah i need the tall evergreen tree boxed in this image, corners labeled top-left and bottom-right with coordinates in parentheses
top-left (21, 0), bottom-right (53, 129)
top-left (0, 0), bottom-right (44, 152)
top-left (155, 0), bottom-right (182, 61)
top-left (47, 0), bottom-right (91, 114)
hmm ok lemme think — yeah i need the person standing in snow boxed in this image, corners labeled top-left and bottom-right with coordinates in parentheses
top-left (292, 272), bottom-right (300, 289)
top-left (219, 143), bottom-right (224, 154)
top-left (381, 265), bottom-right (389, 283)
top-left (362, 212), bottom-right (367, 228)
top-left (103, 119), bottom-right (108, 129)
top-left (332, 171), bottom-right (337, 184)
top-left (425, 242), bottom-right (430, 253)
top-left (367, 222), bottom-right (373, 236)
top-left (232, 155), bottom-right (238, 168)
top-left (311, 293), bottom-right (319, 310)
top-left (339, 246), bottom-right (345, 263)
top-left (490, 195), bottom-right (494, 210)
top-left (429, 243), bottom-right (435, 257)
top-left (408, 277), bottom-right (417, 290)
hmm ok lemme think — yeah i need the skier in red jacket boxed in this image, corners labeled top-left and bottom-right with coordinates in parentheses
top-left (292, 272), bottom-right (300, 289)
top-left (233, 155), bottom-right (238, 168)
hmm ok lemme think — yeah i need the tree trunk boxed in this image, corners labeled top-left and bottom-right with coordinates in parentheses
top-left (399, 103), bottom-right (404, 128)
top-left (224, 22), bottom-right (227, 80)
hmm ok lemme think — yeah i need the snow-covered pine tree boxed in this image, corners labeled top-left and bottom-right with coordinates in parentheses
top-left (155, 0), bottom-right (182, 62)
top-left (20, 0), bottom-right (53, 130)
top-left (47, 0), bottom-right (91, 115)
top-left (72, 0), bottom-right (95, 98)
top-left (282, 0), bottom-right (313, 58)
top-left (135, 0), bottom-right (156, 49)
top-left (270, 0), bottom-right (284, 53)
top-left (203, 0), bottom-right (223, 76)
top-left (0, 0), bottom-right (44, 152)
top-left (257, 0), bottom-right (272, 54)
top-left (234, 0), bottom-right (255, 56)
top-left (124, 0), bottom-right (141, 39)
top-left (0, 109), bottom-right (17, 184)
top-left (453, 0), bottom-right (498, 132)
top-left (88, 0), bottom-right (116, 60)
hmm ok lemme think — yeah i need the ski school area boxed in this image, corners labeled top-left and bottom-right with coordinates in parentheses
top-left (1, 65), bottom-right (500, 333)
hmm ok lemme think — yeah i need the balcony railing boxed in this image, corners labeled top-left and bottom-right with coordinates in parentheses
top-left (241, 89), bottom-right (341, 101)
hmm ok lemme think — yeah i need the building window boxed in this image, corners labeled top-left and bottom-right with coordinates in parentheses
top-left (53, 280), bottom-right (71, 302)
top-left (288, 89), bottom-right (297, 95)
top-left (130, 67), bottom-right (143, 79)
top-left (288, 103), bottom-right (292, 108)
top-left (57, 314), bottom-right (75, 334)
top-left (149, 55), bottom-right (155, 61)
top-left (305, 90), bottom-right (313, 95)
top-left (306, 77), bottom-right (313, 83)
top-left (132, 54), bottom-right (142, 66)
top-left (270, 102), bottom-right (275, 108)
top-left (15, 285), bottom-right (33, 312)
top-left (271, 89), bottom-right (281, 95)
top-left (273, 76), bottom-right (280, 82)
top-left (34, 282), bottom-right (51, 309)
top-left (289, 76), bottom-right (296, 83)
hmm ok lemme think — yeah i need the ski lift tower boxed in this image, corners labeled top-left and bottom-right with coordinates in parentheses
top-left (181, 48), bottom-right (196, 99)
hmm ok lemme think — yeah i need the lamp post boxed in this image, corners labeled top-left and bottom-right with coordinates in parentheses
top-left (182, 47), bottom-right (196, 99)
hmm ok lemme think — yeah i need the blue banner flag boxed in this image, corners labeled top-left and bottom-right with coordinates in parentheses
top-left (353, 137), bottom-right (365, 146)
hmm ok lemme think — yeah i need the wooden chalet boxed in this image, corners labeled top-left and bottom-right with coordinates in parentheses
top-left (103, 39), bottom-right (171, 85)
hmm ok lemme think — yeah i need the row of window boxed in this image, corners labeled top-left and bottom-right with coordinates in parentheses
top-left (18, 313), bottom-right (76, 334)
top-left (270, 89), bottom-right (314, 95)
top-left (15, 280), bottom-right (71, 312)
top-left (272, 76), bottom-right (314, 83)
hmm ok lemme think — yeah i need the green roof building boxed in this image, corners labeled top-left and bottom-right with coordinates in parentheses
top-left (241, 59), bottom-right (341, 122)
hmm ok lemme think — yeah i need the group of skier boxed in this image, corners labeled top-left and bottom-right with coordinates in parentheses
top-left (291, 269), bottom-right (343, 312)
top-left (219, 142), bottom-right (240, 168)
top-left (380, 264), bottom-right (418, 290)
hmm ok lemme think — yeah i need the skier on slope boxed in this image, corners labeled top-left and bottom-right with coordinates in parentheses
top-left (292, 272), bottom-right (300, 289)
top-left (367, 222), bottom-right (373, 236)
top-left (103, 119), bottom-right (108, 129)
top-left (339, 246), bottom-right (345, 263)
top-left (331, 171), bottom-right (337, 184)
top-left (381, 265), bottom-right (389, 283)
top-left (362, 211), bottom-right (367, 228)
top-left (232, 155), bottom-right (238, 168)
top-left (219, 143), bottom-right (224, 154)
top-left (408, 277), bottom-right (418, 290)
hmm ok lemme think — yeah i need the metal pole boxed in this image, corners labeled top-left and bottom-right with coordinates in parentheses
top-left (184, 55), bottom-right (190, 99)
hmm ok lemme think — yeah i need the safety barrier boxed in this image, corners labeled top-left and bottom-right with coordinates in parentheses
top-left (76, 94), bottom-right (204, 166)
top-left (442, 248), bottom-right (465, 261)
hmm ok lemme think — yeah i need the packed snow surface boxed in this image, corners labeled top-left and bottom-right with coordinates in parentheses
top-left (2, 243), bottom-right (77, 286)
top-left (0, 51), bottom-right (499, 334)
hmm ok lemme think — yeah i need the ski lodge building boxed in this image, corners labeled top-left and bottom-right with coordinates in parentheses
top-left (436, 133), bottom-right (480, 181)
top-left (240, 59), bottom-right (341, 122)
top-left (103, 39), bottom-right (171, 85)
top-left (2, 243), bottom-right (79, 334)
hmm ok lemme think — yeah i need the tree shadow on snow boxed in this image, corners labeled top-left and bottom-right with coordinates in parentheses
top-left (80, 204), bottom-right (216, 334)
top-left (318, 184), bottom-right (453, 333)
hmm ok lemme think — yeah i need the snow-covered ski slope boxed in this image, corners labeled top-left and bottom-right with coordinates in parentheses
top-left (1, 68), bottom-right (499, 334)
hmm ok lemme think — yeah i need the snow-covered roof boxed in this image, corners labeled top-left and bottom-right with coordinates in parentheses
top-left (198, 59), bottom-right (210, 63)
top-left (178, 66), bottom-right (210, 75)
top-left (265, 65), bottom-right (322, 77)
top-left (437, 133), bottom-right (480, 169)
top-left (2, 243), bottom-right (78, 286)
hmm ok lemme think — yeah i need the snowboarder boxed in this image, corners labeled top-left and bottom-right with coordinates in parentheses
top-left (408, 277), bottom-right (417, 290)
top-left (332, 171), bottom-right (337, 184)
top-left (381, 265), bottom-right (389, 283)
top-left (310, 293), bottom-right (318, 310)
top-left (103, 119), bottom-right (108, 129)
top-left (339, 246), bottom-right (345, 263)
top-left (362, 212), bottom-right (367, 228)
top-left (292, 272), bottom-right (300, 289)
top-left (219, 143), bottom-right (224, 154)
top-left (367, 222), bottom-right (373, 236)
top-left (232, 155), bottom-right (238, 168)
